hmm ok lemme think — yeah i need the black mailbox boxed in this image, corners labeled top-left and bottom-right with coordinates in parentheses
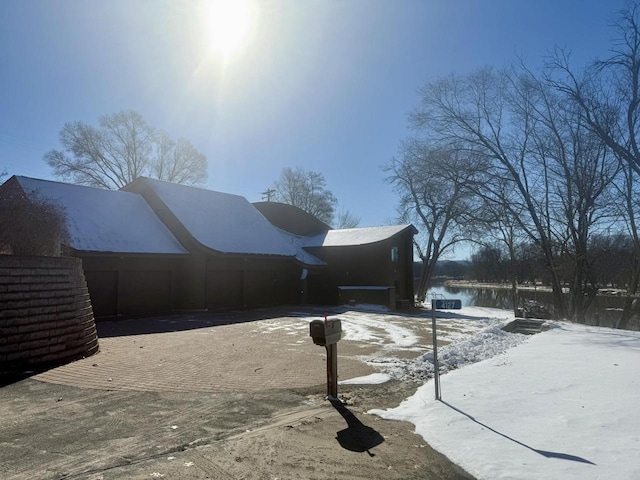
top-left (310, 319), bottom-right (342, 346)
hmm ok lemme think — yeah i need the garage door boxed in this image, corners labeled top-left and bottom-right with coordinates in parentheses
top-left (206, 270), bottom-right (243, 309)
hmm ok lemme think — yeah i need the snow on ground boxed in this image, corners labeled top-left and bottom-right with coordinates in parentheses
top-left (339, 372), bottom-right (392, 385)
top-left (257, 307), bottom-right (425, 351)
top-left (258, 305), bottom-right (519, 381)
top-left (342, 305), bottom-right (520, 381)
top-left (397, 322), bottom-right (528, 383)
top-left (370, 312), bottom-right (640, 480)
top-left (337, 309), bottom-right (421, 348)
top-left (257, 305), bottom-right (639, 478)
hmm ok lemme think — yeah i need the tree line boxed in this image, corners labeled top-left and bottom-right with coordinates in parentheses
top-left (471, 236), bottom-right (637, 293)
top-left (387, 3), bottom-right (640, 328)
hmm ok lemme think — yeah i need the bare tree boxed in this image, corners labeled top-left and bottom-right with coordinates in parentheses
top-left (589, 231), bottom-right (637, 289)
top-left (473, 190), bottom-right (528, 315)
top-left (406, 62), bottom-right (618, 321)
top-left (151, 132), bottom-right (207, 185)
top-left (334, 209), bottom-right (361, 229)
top-left (519, 66), bottom-right (620, 322)
top-left (386, 143), bottom-right (479, 302)
top-left (409, 67), bottom-right (572, 316)
top-left (0, 188), bottom-right (69, 256)
top-left (471, 245), bottom-right (508, 283)
top-left (548, 2), bottom-right (640, 326)
top-left (45, 110), bottom-right (207, 190)
top-left (549, 4), bottom-right (640, 175)
top-left (271, 167), bottom-right (338, 225)
top-left (611, 160), bottom-right (640, 328)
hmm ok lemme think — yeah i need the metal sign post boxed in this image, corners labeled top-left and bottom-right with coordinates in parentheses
top-left (431, 299), bottom-right (462, 401)
top-left (431, 302), bottom-right (441, 400)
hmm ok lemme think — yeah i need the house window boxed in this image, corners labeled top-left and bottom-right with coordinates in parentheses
top-left (391, 246), bottom-right (399, 263)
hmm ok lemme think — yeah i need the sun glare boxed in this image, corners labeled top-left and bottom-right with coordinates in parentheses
top-left (203, 0), bottom-right (256, 59)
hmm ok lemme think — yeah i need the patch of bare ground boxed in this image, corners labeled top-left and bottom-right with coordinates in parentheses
top-left (0, 379), bottom-right (474, 480)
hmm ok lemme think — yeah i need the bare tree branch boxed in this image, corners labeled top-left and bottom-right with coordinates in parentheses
top-left (385, 145), bottom-right (479, 302)
top-left (271, 167), bottom-right (338, 225)
top-left (45, 110), bottom-right (208, 189)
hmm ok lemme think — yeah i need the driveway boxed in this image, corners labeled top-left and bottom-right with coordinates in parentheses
top-left (33, 306), bottom-right (435, 393)
top-left (1, 306), bottom-right (475, 480)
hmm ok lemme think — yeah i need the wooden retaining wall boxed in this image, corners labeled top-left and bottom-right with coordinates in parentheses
top-left (0, 255), bottom-right (99, 375)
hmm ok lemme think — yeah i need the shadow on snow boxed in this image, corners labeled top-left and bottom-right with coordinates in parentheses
top-left (441, 401), bottom-right (596, 465)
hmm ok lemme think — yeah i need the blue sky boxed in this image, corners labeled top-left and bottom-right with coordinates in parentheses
top-left (0, 0), bottom-right (627, 258)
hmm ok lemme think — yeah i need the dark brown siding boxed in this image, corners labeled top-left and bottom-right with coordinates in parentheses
top-left (206, 256), bottom-right (301, 309)
top-left (206, 270), bottom-right (243, 308)
top-left (84, 270), bottom-right (118, 317)
top-left (81, 253), bottom-right (303, 315)
top-left (80, 255), bottom-right (181, 317)
top-left (305, 230), bottom-right (415, 306)
top-left (121, 270), bottom-right (172, 315)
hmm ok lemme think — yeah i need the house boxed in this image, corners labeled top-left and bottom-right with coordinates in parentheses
top-left (121, 177), bottom-right (325, 311)
top-left (1, 175), bottom-right (416, 316)
top-left (1, 176), bottom-right (190, 316)
top-left (254, 202), bottom-right (417, 308)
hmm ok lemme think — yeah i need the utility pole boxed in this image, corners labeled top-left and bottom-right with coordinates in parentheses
top-left (261, 188), bottom-right (276, 202)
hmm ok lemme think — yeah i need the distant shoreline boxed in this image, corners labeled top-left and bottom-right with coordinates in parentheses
top-left (444, 280), bottom-right (633, 297)
top-left (444, 280), bottom-right (553, 292)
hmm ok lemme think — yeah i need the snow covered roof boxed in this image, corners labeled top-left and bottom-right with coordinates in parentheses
top-left (128, 178), bottom-right (299, 257)
top-left (253, 201), bottom-right (331, 236)
top-left (277, 230), bottom-right (326, 266)
top-left (14, 176), bottom-right (188, 254)
top-left (9, 175), bottom-right (414, 264)
top-left (302, 224), bottom-right (416, 247)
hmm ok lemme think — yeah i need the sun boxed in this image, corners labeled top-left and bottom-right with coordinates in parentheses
top-left (203, 0), bottom-right (256, 59)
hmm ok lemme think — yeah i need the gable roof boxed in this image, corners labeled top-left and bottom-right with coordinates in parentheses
top-left (125, 177), bottom-right (299, 257)
top-left (12, 176), bottom-right (188, 255)
top-left (302, 224), bottom-right (417, 248)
